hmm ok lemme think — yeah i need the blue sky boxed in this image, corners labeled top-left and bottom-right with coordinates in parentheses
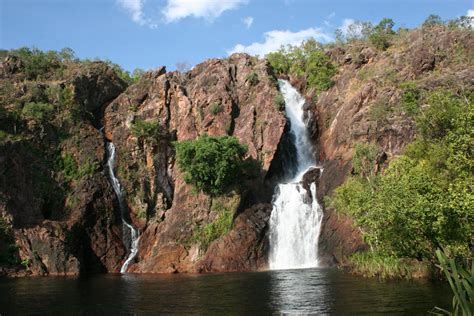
top-left (1, 0), bottom-right (472, 72)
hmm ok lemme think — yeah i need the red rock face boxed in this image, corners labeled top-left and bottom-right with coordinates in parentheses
top-left (103, 54), bottom-right (287, 273)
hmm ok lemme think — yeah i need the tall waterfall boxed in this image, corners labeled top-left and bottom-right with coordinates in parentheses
top-left (106, 142), bottom-right (140, 273)
top-left (268, 80), bottom-right (324, 270)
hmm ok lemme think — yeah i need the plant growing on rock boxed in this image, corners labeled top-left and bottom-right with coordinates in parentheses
top-left (274, 94), bottom-right (285, 111)
top-left (369, 18), bottom-right (396, 50)
top-left (245, 71), bottom-right (259, 86)
top-left (131, 118), bottom-right (162, 144)
top-left (174, 135), bottom-right (248, 195)
top-left (210, 102), bottom-right (223, 115)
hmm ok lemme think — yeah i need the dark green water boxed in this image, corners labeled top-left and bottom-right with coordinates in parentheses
top-left (0, 268), bottom-right (450, 315)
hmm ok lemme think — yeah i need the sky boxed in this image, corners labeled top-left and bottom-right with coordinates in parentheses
top-left (1, 0), bottom-right (473, 72)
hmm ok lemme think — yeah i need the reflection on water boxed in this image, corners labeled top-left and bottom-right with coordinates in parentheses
top-left (0, 268), bottom-right (450, 315)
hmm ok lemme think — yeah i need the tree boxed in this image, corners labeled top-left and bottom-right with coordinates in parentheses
top-left (174, 135), bottom-right (248, 195)
top-left (369, 18), bottom-right (396, 50)
top-left (422, 14), bottom-right (443, 28)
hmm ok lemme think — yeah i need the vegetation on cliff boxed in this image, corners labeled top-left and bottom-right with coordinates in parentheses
top-left (330, 88), bottom-right (473, 276)
top-left (174, 135), bottom-right (248, 195)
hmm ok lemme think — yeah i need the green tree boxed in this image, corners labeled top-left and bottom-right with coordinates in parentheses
top-left (369, 18), bottom-right (396, 50)
top-left (174, 135), bottom-right (248, 195)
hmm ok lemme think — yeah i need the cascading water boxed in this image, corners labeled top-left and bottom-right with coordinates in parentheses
top-left (106, 142), bottom-right (140, 273)
top-left (268, 80), bottom-right (324, 270)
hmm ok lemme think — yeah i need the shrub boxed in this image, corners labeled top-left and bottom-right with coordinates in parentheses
top-left (174, 135), bottom-right (248, 195)
top-left (192, 205), bottom-right (233, 251)
top-left (12, 47), bottom-right (63, 79)
top-left (331, 91), bottom-right (473, 262)
top-left (369, 18), bottom-right (396, 50)
top-left (274, 94), bottom-right (285, 111)
top-left (245, 71), bottom-right (259, 86)
top-left (57, 153), bottom-right (98, 182)
top-left (266, 39), bottom-right (336, 94)
top-left (352, 143), bottom-right (379, 178)
top-left (210, 102), bottom-right (223, 115)
top-left (422, 14), bottom-right (444, 28)
top-left (399, 81), bottom-right (420, 115)
top-left (131, 118), bottom-right (162, 143)
top-left (21, 102), bottom-right (54, 122)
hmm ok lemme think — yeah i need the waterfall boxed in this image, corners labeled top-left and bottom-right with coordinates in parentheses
top-left (268, 80), bottom-right (324, 270)
top-left (105, 142), bottom-right (141, 273)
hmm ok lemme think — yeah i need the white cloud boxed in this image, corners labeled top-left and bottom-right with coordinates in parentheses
top-left (228, 27), bottom-right (332, 56)
top-left (467, 9), bottom-right (474, 17)
top-left (243, 16), bottom-right (254, 29)
top-left (162, 0), bottom-right (248, 23)
top-left (117, 0), bottom-right (146, 25)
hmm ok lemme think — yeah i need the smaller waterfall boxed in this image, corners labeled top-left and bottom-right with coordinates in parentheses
top-left (106, 142), bottom-right (140, 273)
top-left (268, 80), bottom-right (324, 270)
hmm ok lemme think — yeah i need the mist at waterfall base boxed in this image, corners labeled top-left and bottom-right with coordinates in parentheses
top-left (1, 270), bottom-right (451, 314)
top-left (268, 80), bottom-right (323, 270)
top-left (106, 142), bottom-right (140, 273)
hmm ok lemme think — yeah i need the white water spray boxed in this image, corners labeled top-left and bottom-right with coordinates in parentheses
top-left (106, 142), bottom-right (141, 273)
top-left (268, 80), bottom-right (324, 270)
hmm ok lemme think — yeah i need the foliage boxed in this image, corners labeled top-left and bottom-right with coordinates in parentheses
top-left (174, 135), bottom-right (248, 195)
top-left (57, 153), bottom-right (98, 182)
top-left (266, 39), bottom-right (336, 94)
top-left (369, 99), bottom-right (392, 122)
top-left (11, 47), bottom-right (63, 79)
top-left (131, 118), bottom-right (162, 143)
top-left (351, 143), bottom-right (379, 179)
top-left (131, 68), bottom-right (145, 83)
top-left (335, 21), bottom-right (373, 43)
top-left (348, 251), bottom-right (417, 279)
top-left (274, 93), bottom-right (285, 111)
top-left (423, 15), bottom-right (444, 28)
top-left (210, 102), bottom-right (223, 115)
top-left (331, 90), bottom-right (473, 262)
top-left (448, 16), bottom-right (474, 30)
top-left (191, 203), bottom-right (234, 251)
top-left (21, 102), bottom-right (54, 122)
top-left (369, 18), bottom-right (396, 50)
top-left (399, 81), bottom-right (421, 115)
top-left (245, 71), bottom-right (259, 86)
top-left (433, 249), bottom-right (474, 315)
top-left (416, 90), bottom-right (465, 140)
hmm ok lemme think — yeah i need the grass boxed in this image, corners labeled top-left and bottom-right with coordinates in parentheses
top-left (190, 193), bottom-right (240, 251)
top-left (347, 251), bottom-right (425, 279)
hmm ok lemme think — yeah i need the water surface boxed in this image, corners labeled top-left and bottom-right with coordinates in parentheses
top-left (1, 268), bottom-right (450, 315)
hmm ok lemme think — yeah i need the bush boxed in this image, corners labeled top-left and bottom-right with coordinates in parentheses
top-left (422, 15), bottom-right (444, 28)
top-left (399, 81), bottom-right (420, 115)
top-left (266, 39), bottom-right (336, 94)
top-left (245, 71), bottom-right (259, 86)
top-left (210, 102), bottom-right (223, 115)
top-left (12, 47), bottom-right (64, 80)
top-left (274, 94), bottom-right (285, 111)
top-left (192, 205), bottom-right (234, 251)
top-left (331, 90), bottom-right (473, 262)
top-left (174, 135), bottom-right (247, 195)
top-left (57, 153), bottom-right (98, 182)
top-left (369, 18), bottom-right (395, 50)
top-left (21, 102), bottom-right (54, 122)
top-left (131, 118), bottom-right (162, 143)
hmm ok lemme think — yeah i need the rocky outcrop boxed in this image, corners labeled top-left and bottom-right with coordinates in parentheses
top-left (103, 54), bottom-right (287, 273)
top-left (0, 60), bottom-right (127, 275)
